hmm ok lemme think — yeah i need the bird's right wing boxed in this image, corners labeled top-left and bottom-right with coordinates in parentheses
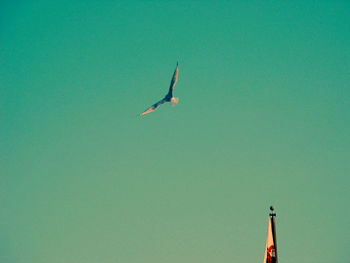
top-left (139, 99), bottom-right (166, 116)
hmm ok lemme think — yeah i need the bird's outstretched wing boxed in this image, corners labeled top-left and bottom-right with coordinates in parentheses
top-left (139, 99), bottom-right (166, 116)
top-left (166, 62), bottom-right (178, 97)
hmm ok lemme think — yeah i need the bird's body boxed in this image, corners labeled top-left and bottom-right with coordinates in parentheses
top-left (140, 63), bottom-right (179, 116)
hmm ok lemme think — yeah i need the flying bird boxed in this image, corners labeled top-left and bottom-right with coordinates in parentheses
top-left (140, 62), bottom-right (179, 116)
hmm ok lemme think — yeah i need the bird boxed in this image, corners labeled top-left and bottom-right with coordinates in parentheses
top-left (140, 62), bottom-right (179, 116)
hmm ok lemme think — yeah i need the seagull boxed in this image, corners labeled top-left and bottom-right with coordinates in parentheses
top-left (140, 62), bottom-right (179, 116)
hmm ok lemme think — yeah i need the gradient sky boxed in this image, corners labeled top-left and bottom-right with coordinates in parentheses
top-left (1, 1), bottom-right (350, 262)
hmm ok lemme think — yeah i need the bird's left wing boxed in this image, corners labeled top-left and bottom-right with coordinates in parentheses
top-left (139, 99), bottom-right (166, 116)
top-left (166, 62), bottom-right (179, 97)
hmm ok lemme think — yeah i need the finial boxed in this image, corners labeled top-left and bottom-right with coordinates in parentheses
top-left (269, 205), bottom-right (276, 217)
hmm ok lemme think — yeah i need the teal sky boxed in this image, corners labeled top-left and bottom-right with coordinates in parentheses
top-left (1, 1), bottom-right (350, 262)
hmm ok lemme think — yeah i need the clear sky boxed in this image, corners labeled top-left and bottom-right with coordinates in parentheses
top-left (1, 1), bottom-right (349, 262)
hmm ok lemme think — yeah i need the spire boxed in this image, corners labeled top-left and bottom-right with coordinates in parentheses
top-left (263, 206), bottom-right (278, 263)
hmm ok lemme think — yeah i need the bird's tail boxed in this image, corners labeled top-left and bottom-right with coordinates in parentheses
top-left (171, 97), bottom-right (179, 106)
